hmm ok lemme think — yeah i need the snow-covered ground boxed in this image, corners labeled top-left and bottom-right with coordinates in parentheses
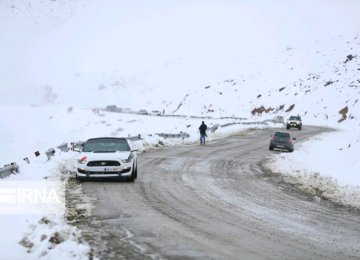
top-left (0, 104), bottom-right (276, 259)
top-left (1, 0), bottom-right (360, 258)
top-left (1, 109), bottom-right (359, 259)
top-left (0, 152), bottom-right (91, 259)
top-left (264, 128), bottom-right (360, 208)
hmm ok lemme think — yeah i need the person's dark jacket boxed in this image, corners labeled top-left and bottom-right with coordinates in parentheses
top-left (199, 123), bottom-right (207, 135)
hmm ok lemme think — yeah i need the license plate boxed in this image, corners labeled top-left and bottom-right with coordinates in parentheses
top-left (104, 168), bottom-right (119, 172)
top-left (277, 145), bottom-right (284, 148)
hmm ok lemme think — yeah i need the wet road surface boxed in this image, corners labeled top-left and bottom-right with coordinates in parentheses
top-left (70, 126), bottom-right (360, 259)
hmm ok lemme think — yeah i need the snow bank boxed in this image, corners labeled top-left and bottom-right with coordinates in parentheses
top-left (0, 153), bottom-right (92, 260)
top-left (264, 127), bottom-right (360, 208)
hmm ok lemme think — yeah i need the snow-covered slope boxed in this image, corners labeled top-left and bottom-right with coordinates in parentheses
top-left (1, 0), bottom-right (360, 110)
top-left (170, 35), bottom-right (360, 121)
top-left (1, 1), bottom-right (360, 258)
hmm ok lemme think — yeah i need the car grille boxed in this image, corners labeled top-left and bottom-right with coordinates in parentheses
top-left (77, 168), bottom-right (131, 174)
top-left (87, 160), bottom-right (120, 167)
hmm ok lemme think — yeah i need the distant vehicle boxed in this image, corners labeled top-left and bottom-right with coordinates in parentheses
top-left (138, 109), bottom-right (149, 115)
top-left (106, 105), bottom-right (122, 113)
top-left (75, 137), bottom-right (138, 182)
top-left (286, 115), bottom-right (302, 130)
top-left (272, 116), bottom-right (284, 124)
top-left (123, 108), bottom-right (132, 113)
top-left (150, 110), bottom-right (162, 116)
top-left (269, 131), bottom-right (296, 152)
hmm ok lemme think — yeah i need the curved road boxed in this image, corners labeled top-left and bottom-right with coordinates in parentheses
top-left (72, 126), bottom-right (360, 259)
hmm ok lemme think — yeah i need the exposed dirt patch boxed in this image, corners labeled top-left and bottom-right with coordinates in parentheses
top-left (19, 237), bottom-right (34, 252)
top-left (65, 177), bottom-right (93, 224)
top-left (173, 94), bottom-right (189, 113)
top-left (324, 80), bottom-right (334, 87)
top-left (49, 231), bottom-right (66, 245)
top-left (338, 106), bottom-right (349, 123)
top-left (344, 54), bottom-right (357, 63)
top-left (251, 106), bottom-right (274, 115)
top-left (276, 104), bottom-right (285, 112)
top-left (285, 104), bottom-right (295, 112)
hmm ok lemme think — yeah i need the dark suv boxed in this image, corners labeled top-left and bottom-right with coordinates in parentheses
top-left (269, 131), bottom-right (295, 152)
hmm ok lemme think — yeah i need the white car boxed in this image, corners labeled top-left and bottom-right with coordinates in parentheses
top-left (75, 137), bottom-right (138, 181)
top-left (286, 115), bottom-right (302, 130)
top-left (138, 109), bottom-right (149, 115)
top-left (150, 110), bottom-right (162, 116)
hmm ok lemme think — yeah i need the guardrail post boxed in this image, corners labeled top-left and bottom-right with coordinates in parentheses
top-left (45, 148), bottom-right (56, 160)
top-left (57, 143), bottom-right (70, 152)
top-left (156, 132), bottom-right (190, 139)
top-left (0, 163), bottom-right (19, 178)
top-left (11, 163), bottom-right (19, 173)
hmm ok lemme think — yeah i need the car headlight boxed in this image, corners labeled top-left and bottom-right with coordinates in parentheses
top-left (77, 156), bottom-right (87, 164)
top-left (122, 152), bottom-right (134, 163)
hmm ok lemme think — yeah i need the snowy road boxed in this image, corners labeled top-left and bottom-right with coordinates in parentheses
top-left (72, 126), bottom-right (360, 259)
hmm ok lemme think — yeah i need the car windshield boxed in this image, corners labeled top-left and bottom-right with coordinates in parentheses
top-left (82, 139), bottom-right (130, 152)
top-left (274, 132), bottom-right (290, 138)
top-left (289, 116), bottom-right (300, 120)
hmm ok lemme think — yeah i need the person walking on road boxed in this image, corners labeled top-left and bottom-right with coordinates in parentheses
top-left (199, 121), bottom-right (208, 145)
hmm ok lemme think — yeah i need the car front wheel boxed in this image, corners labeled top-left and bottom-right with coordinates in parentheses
top-left (75, 174), bottom-right (83, 182)
top-left (128, 164), bottom-right (136, 182)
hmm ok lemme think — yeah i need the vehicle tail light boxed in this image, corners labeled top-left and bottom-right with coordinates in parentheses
top-left (288, 138), bottom-right (292, 143)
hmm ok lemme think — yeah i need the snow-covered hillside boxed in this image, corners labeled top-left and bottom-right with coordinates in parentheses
top-left (1, 0), bottom-right (360, 258)
top-left (168, 34), bottom-right (360, 199)
top-left (171, 35), bottom-right (360, 120)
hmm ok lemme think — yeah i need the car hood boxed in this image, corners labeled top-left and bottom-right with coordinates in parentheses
top-left (77, 151), bottom-right (131, 161)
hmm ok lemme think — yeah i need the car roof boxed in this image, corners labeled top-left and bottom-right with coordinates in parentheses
top-left (274, 131), bottom-right (291, 135)
top-left (86, 137), bottom-right (128, 142)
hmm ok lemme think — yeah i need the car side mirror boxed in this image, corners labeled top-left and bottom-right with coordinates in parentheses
top-left (292, 137), bottom-right (296, 140)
